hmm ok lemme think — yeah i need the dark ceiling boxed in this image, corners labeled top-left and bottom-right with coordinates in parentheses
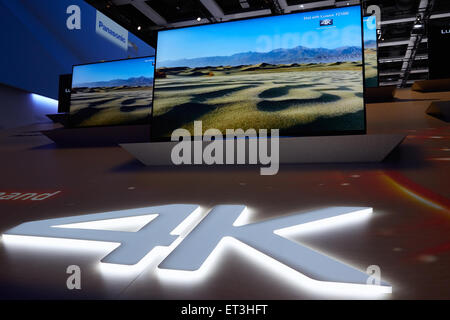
top-left (85, 0), bottom-right (450, 86)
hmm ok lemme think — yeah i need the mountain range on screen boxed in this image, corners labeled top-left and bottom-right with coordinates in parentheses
top-left (74, 76), bottom-right (154, 88)
top-left (158, 45), bottom-right (363, 68)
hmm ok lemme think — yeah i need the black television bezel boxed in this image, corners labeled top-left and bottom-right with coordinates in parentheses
top-left (58, 73), bottom-right (72, 114)
top-left (68, 55), bottom-right (156, 129)
top-left (363, 15), bottom-right (380, 88)
top-left (150, 4), bottom-right (367, 142)
top-left (427, 17), bottom-right (450, 80)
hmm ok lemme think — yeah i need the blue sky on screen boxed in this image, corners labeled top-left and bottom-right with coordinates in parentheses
top-left (157, 6), bottom-right (362, 62)
top-left (72, 57), bottom-right (155, 86)
top-left (363, 16), bottom-right (377, 42)
top-left (0, 0), bottom-right (155, 99)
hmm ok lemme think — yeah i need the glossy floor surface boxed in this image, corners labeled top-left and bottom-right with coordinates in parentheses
top-left (0, 88), bottom-right (449, 299)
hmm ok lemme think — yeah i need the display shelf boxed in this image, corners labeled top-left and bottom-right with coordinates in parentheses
top-left (42, 125), bottom-right (150, 146)
top-left (121, 134), bottom-right (406, 166)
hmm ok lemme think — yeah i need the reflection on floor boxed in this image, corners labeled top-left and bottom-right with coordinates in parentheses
top-left (0, 88), bottom-right (449, 299)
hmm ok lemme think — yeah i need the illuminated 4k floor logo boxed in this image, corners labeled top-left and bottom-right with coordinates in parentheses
top-left (2, 205), bottom-right (391, 294)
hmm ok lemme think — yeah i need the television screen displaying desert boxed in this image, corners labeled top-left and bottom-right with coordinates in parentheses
top-left (70, 57), bottom-right (155, 127)
top-left (152, 6), bottom-right (365, 140)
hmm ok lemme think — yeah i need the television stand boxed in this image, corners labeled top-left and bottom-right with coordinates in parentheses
top-left (120, 134), bottom-right (405, 166)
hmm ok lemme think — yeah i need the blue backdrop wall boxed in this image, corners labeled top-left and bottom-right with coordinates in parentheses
top-left (0, 0), bottom-right (155, 100)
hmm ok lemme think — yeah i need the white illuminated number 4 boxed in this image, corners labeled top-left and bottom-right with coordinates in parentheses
top-left (2, 205), bottom-right (391, 294)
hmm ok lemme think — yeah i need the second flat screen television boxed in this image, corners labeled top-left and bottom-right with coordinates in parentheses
top-left (363, 16), bottom-right (379, 87)
top-left (70, 56), bottom-right (155, 127)
top-left (152, 5), bottom-right (366, 141)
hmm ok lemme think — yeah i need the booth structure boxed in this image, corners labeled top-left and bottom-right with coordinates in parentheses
top-left (1, 0), bottom-right (450, 302)
top-left (426, 100), bottom-right (450, 122)
top-left (39, 5), bottom-right (406, 163)
top-left (121, 134), bottom-right (405, 166)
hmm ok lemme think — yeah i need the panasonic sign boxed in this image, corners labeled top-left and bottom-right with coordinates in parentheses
top-left (96, 11), bottom-right (128, 50)
top-left (1, 205), bottom-right (392, 295)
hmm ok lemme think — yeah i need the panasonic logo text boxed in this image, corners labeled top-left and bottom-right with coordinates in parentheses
top-left (95, 11), bottom-right (128, 50)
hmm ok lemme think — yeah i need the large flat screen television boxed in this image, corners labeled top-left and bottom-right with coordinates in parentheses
top-left (151, 5), bottom-right (365, 141)
top-left (69, 56), bottom-right (155, 127)
top-left (363, 16), bottom-right (379, 88)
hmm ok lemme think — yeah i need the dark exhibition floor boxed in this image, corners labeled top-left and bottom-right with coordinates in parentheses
top-left (0, 88), bottom-right (449, 299)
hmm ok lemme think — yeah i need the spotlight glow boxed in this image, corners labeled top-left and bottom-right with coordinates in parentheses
top-left (275, 207), bottom-right (373, 237)
top-left (2, 205), bottom-right (392, 297)
top-left (232, 206), bottom-right (257, 226)
top-left (2, 234), bottom-right (119, 253)
top-left (156, 237), bottom-right (392, 298)
top-left (30, 93), bottom-right (58, 107)
top-left (170, 206), bottom-right (207, 236)
top-left (54, 214), bottom-right (158, 232)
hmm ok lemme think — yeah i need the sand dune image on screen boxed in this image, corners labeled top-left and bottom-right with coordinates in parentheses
top-left (153, 7), bottom-right (365, 139)
top-left (364, 47), bottom-right (378, 87)
top-left (70, 57), bottom-right (155, 127)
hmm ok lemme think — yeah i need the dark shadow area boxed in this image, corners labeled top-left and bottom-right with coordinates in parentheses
top-left (9, 133), bottom-right (43, 137)
top-left (121, 98), bottom-right (137, 106)
top-left (29, 142), bottom-right (121, 150)
top-left (365, 98), bottom-right (436, 104)
top-left (425, 113), bottom-right (450, 123)
top-left (88, 97), bottom-right (119, 108)
top-left (394, 98), bottom-right (436, 102)
top-left (69, 107), bottom-right (102, 126)
top-left (120, 105), bottom-right (150, 113)
top-left (32, 124), bottom-right (151, 148)
top-left (365, 77), bottom-right (378, 88)
top-left (257, 93), bottom-right (341, 112)
top-left (0, 282), bottom-right (104, 300)
top-left (193, 85), bottom-right (255, 101)
top-left (382, 143), bottom-right (428, 168)
top-left (282, 110), bottom-right (365, 135)
top-left (153, 102), bottom-right (217, 137)
top-left (110, 158), bottom-right (269, 174)
top-left (258, 84), bottom-right (311, 99)
top-left (156, 83), bottom-right (226, 91)
top-left (9, 130), bottom-right (47, 138)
